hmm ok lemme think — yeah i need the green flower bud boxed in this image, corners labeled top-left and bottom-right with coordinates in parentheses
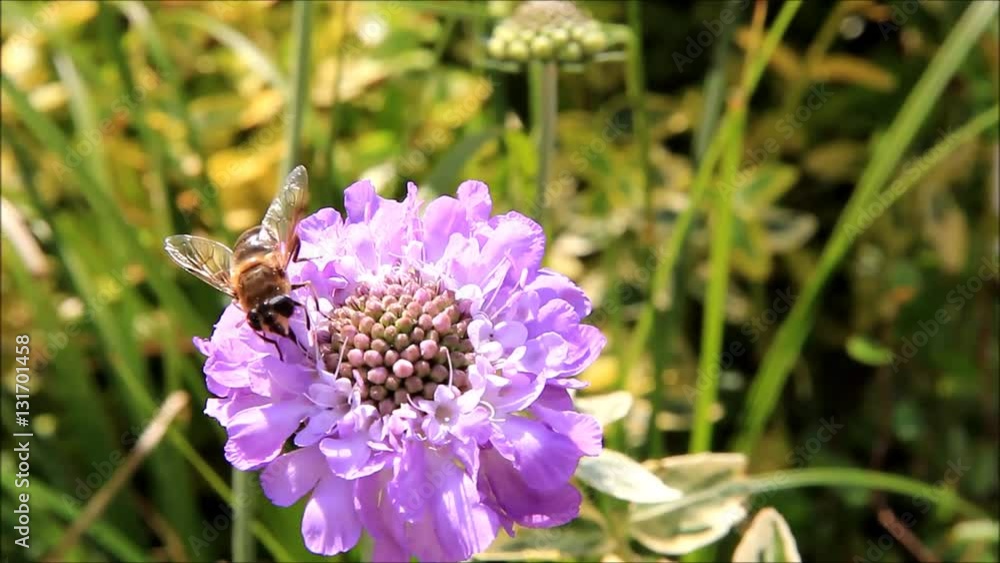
top-left (530, 35), bottom-right (554, 59)
top-left (487, 36), bottom-right (507, 59)
top-left (518, 29), bottom-right (536, 42)
top-left (508, 39), bottom-right (530, 62)
top-left (550, 27), bottom-right (570, 47)
top-left (581, 30), bottom-right (607, 54)
top-left (570, 24), bottom-right (588, 41)
top-left (560, 41), bottom-right (583, 62)
top-left (493, 24), bottom-right (516, 42)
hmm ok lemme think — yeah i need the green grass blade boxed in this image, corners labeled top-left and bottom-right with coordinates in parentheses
top-left (97, 3), bottom-right (176, 240)
top-left (163, 10), bottom-right (288, 90)
top-left (232, 468), bottom-right (256, 563)
top-left (623, 1), bottom-right (802, 388)
top-left (689, 108), bottom-right (745, 453)
top-left (51, 52), bottom-right (112, 190)
top-left (734, 1), bottom-right (1000, 455)
top-left (113, 0), bottom-right (228, 239)
top-left (5, 119), bottom-right (284, 559)
top-left (56, 216), bottom-right (200, 558)
top-left (633, 467), bottom-right (988, 523)
top-left (315, 0), bottom-right (349, 207)
top-left (280, 0), bottom-right (313, 181)
top-left (2, 476), bottom-right (149, 562)
top-left (1, 73), bottom-right (207, 338)
top-left (626, 1), bottom-right (652, 217)
top-left (3, 125), bottom-right (147, 541)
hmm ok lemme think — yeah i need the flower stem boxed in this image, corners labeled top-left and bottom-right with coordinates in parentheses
top-left (733, 0), bottom-right (1000, 456)
top-left (231, 468), bottom-right (256, 562)
top-left (533, 61), bottom-right (558, 234)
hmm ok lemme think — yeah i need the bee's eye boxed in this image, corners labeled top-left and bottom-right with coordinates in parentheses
top-left (275, 296), bottom-right (296, 317)
top-left (248, 312), bottom-right (261, 330)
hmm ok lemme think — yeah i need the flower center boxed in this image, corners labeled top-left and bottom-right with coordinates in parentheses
top-left (317, 272), bottom-right (476, 415)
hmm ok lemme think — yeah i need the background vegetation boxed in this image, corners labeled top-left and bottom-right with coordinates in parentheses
top-left (0, 1), bottom-right (997, 562)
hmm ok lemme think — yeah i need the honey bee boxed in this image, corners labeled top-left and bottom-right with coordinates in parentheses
top-left (164, 165), bottom-right (313, 359)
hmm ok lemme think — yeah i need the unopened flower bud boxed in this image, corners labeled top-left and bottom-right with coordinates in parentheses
top-left (531, 35), bottom-right (554, 58)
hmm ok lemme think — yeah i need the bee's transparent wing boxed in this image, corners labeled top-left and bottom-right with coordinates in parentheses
top-left (163, 234), bottom-right (236, 297)
top-left (260, 165), bottom-right (309, 264)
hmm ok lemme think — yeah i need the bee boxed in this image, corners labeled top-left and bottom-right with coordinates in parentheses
top-left (164, 165), bottom-right (314, 360)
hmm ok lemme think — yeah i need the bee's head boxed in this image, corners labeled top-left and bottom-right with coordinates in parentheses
top-left (272, 295), bottom-right (297, 318)
top-left (247, 310), bottom-right (263, 331)
top-left (253, 299), bottom-right (293, 337)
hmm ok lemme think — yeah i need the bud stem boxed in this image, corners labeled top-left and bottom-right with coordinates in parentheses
top-left (532, 61), bottom-right (559, 237)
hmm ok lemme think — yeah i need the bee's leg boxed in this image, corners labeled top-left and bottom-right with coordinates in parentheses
top-left (291, 280), bottom-right (331, 322)
top-left (257, 331), bottom-right (285, 362)
top-left (286, 327), bottom-right (310, 357)
top-left (290, 281), bottom-right (327, 365)
top-left (288, 293), bottom-right (320, 362)
top-left (291, 299), bottom-right (312, 332)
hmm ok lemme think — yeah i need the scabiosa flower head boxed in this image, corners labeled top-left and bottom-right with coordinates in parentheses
top-left (195, 179), bottom-right (606, 561)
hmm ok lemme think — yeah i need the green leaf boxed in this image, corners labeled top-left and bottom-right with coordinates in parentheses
top-left (574, 390), bottom-right (634, 428)
top-left (629, 453), bottom-right (748, 556)
top-left (949, 519), bottom-right (1000, 545)
top-left (474, 509), bottom-right (612, 561)
top-left (731, 507), bottom-right (802, 562)
top-left (846, 335), bottom-right (894, 366)
top-left (761, 208), bottom-right (818, 253)
top-left (734, 164), bottom-right (801, 211)
top-left (731, 217), bottom-right (772, 281)
top-left (576, 449), bottom-right (682, 504)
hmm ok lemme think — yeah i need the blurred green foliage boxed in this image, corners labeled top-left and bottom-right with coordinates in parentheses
top-left (0, 1), bottom-right (997, 562)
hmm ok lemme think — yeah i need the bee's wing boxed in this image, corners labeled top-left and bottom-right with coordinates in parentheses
top-left (163, 234), bottom-right (236, 297)
top-left (260, 165), bottom-right (309, 265)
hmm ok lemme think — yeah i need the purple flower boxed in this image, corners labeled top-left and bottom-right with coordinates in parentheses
top-left (196, 180), bottom-right (606, 561)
